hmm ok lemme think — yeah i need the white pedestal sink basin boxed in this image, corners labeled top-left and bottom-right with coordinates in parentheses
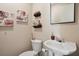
top-left (44, 40), bottom-right (77, 56)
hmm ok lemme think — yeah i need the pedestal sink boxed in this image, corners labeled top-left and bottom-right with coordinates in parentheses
top-left (43, 40), bottom-right (77, 56)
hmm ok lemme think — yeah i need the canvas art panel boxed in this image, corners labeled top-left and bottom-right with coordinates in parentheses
top-left (16, 10), bottom-right (28, 23)
top-left (0, 10), bottom-right (14, 26)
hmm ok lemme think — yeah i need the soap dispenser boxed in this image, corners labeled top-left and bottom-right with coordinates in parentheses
top-left (51, 33), bottom-right (55, 40)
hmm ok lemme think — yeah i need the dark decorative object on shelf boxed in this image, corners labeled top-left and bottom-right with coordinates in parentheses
top-left (33, 20), bottom-right (42, 28)
top-left (33, 11), bottom-right (42, 28)
top-left (34, 11), bottom-right (41, 17)
top-left (33, 24), bottom-right (42, 28)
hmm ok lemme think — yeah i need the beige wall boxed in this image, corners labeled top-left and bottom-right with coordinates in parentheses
top-left (32, 3), bottom-right (79, 55)
top-left (0, 3), bottom-right (79, 56)
top-left (0, 3), bottom-right (32, 56)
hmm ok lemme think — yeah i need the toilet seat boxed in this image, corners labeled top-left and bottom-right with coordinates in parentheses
top-left (19, 51), bottom-right (38, 56)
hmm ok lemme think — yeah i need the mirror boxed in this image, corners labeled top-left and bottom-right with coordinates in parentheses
top-left (50, 3), bottom-right (75, 24)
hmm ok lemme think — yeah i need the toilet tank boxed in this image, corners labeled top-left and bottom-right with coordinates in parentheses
top-left (31, 40), bottom-right (42, 52)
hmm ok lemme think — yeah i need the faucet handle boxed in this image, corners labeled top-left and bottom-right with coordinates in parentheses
top-left (55, 36), bottom-right (64, 42)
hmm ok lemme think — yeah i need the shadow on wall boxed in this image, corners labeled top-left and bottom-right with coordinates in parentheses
top-left (0, 26), bottom-right (13, 31)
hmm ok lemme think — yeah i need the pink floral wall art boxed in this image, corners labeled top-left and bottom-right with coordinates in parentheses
top-left (0, 10), bottom-right (14, 27)
top-left (16, 10), bottom-right (28, 23)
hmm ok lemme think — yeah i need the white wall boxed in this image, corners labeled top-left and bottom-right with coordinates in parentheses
top-left (0, 3), bottom-right (32, 56)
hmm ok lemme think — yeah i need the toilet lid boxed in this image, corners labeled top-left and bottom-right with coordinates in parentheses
top-left (19, 51), bottom-right (37, 56)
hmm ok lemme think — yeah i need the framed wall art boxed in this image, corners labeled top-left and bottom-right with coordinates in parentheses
top-left (16, 10), bottom-right (28, 23)
top-left (0, 10), bottom-right (14, 26)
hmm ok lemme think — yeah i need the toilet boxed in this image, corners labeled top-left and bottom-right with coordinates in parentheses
top-left (19, 39), bottom-right (42, 56)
